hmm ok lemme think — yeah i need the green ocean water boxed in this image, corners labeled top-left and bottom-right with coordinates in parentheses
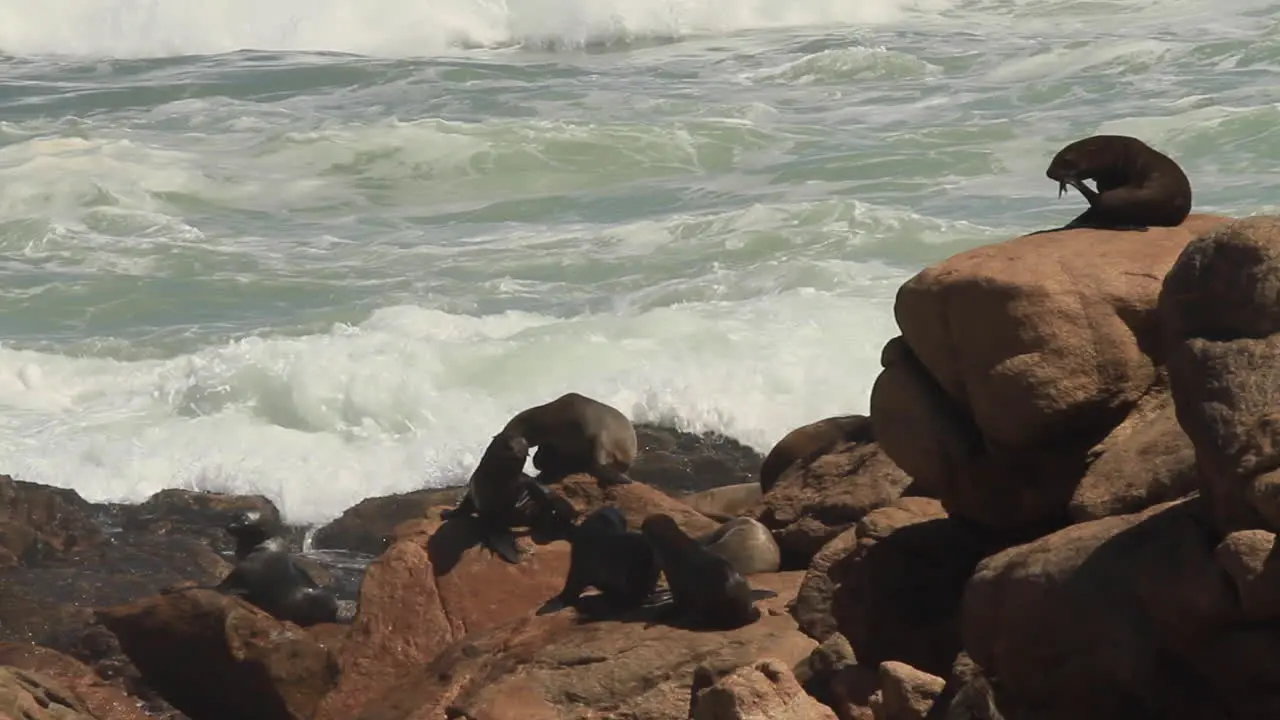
top-left (0, 0), bottom-right (1277, 523)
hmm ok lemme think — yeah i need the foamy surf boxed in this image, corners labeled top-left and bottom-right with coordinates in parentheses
top-left (0, 293), bottom-right (899, 525)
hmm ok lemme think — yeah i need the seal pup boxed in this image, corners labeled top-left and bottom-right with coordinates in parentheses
top-left (536, 506), bottom-right (664, 617)
top-left (441, 430), bottom-right (578, 564)
top-left (640, 513), bottom-right (777, 630)
top-left (226, 509), bottom-right (287, 558)
top-left (1045, 134), bottom-right (1192, 231)
top-left (698, 517), bottom-right (781, 576)
top-left (502, 392), bottom-right (638, 487)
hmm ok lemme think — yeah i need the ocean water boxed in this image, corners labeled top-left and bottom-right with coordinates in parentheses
top-left (1, 0), bottom-right (1277, 525)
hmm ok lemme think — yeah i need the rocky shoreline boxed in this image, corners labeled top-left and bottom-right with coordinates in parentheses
top-left (5, 213), bottom-right (1280, 719)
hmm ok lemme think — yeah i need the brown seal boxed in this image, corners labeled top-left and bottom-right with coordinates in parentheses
top-left (502, 392), bottom-right (638, 487)
top-left (1045, 134), bottom-right (1192, 231)
top-left (640, 512), bottom-right (777, 630)
top-left (440, 431), bottom-right (577, 564)
top-left (698, 517), bottom-right (781, 575)
top-left (536, 506), bottom-right (663, 617)
top-left (759, 414), bottom-right (873, 492)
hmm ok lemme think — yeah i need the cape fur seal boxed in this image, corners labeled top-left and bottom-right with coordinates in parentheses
top-left (759, 415), bottom-right (873, 492)
top-left (167, 510), bottom-right (339, 627)
top-left (1045, 134), bottom-right (1192, 231)
top-left (698, 517), bottom-right (781, 575)
top-left (536, 506), bottom-right (663, 617)
top-left (503, 392), bottom-right (637, 487)
top-left (640, 513), bottom-right (777, 630)
top-left (441, 431), bottom-right (578, 564)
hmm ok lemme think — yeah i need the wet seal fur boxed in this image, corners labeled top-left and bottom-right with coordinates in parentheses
top-left (441, 431), bottom-right (578, 564)
top-left (698, 517), bottom-right (781, 576)
top-left (536, 506), bottom-right (664, 617)
top-left (759, 414), bottom-right (873, 492)
top-left (640, 512), bottom-right (778, 630)
top-left (165, 510), bottom-right (339, 627)
top-left (1045, 134), bottom-right (1192, 231)
top-left (502, 392), bottom-right (638, 487)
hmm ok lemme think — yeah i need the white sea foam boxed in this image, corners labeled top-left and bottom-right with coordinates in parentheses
top-left (0, 294), bottom-right (899, 525)
top-left (0, 0), bottom-right (953, 58)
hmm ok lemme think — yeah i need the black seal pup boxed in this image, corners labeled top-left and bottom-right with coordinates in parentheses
top-left (502, 392), bottom-right (638, 487)
top-left (640, 513), bottom-right (777, 630)
top-left (536, 506), bottom-right (663, 617)
top-left (1045, 134), bottom-right (1192, 231)
top-left (441, 430), bottom-right (578, 564)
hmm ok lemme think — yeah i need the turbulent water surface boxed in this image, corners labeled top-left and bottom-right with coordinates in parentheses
top-left (1, 0), bottom-right (1277, 524)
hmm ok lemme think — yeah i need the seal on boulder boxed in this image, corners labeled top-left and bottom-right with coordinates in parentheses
top-left (441, 430), bottom-right (578, 564)
top-left (536, 506), bottom-right (663, 617)
top-left (759, 415), bottom-right (874, 492)
top-left (1045, 134), bottom-right (1192, 231)
top-left (502, 392), bottom-right (638, 487)
top-left (699, 517), bottom-right (781, 575)
top-left (640, 512), bottom-right (778, 630)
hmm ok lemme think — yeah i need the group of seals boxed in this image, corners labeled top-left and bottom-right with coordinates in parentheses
top-left (442, 392), bottom-right (637, 564)
top-left (538, 508), bottom-right (777, 631)
top-left (165, 510), bottom-right (339, 628)
top-left (1046, 134), bottom-right (1192, 231)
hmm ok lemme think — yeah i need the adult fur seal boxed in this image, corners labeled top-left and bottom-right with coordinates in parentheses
top-left (536, 506), bottom-right (663, 617)
top-left (501, 392), bottom-right (638, 487)
top-left (699, 517), bottom-right (780, 575)
top-left (759, 415), bottom-right (873, 492)
top-left (1045, 134), bottom-right (1192, 230)
top-left (640, 513), bottom-right (777, 630)
top-left (441, 431), bottom-right (578, 564)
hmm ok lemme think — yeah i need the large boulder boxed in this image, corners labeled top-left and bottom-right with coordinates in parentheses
top-left (751, 441), bottom-right (913, 569)
top-left (96, 589), bottom-right (339, 720)
top-left (872, 215), bottom-right (1230, 532)
top-left (1160, 215), bottom-right (1280, 534)
top-left (0, 643), bottom-right (149, 720)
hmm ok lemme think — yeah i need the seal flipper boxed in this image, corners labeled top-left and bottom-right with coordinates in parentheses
top-left (536, 597), bottom-right (568, 616)
top-left (441, 489), bottom-right (476, 520)
top-left (481, 527), bottom-right (524, 564)
top-left (748, 587), bottom-right (779, 602)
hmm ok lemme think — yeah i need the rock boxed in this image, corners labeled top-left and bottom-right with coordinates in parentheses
top-left (313, 519), bottom-right (573, 720)
top-left (869, 661), bottom-right (943, 720)
top-left (0, 666), bottom-right (95, 720)
top-left (690, 657), bottom-right (839, 720)
top-left (1068, 380), bottom-right (1198, 522)
top-left (961, 497), bottom-right (1243, 719)
top-left (553, 473), bottom-right (720, 537)
top-left (923, 652), bottom-right (1004, 720)
top-left (832, 497), bottom-right (997, 678)
top-left (1214, 529), bottom-right (1280, 620)
top-left (872, 215), bottom-right (1231, 531)
top-left (0, 643), bottom-right (149, 720)
top-left (752, 441), bottom-right (913, 569)
top-left (96, 589), bottom-right (339, 720)
top-left (312, 488), bottom-right (459, 556)
top-left (1160, 215), bottom-right (1280, 534)
top-left (108, 489), bottom-right (285, 556)
top-left (630, 423), bottom-right (764, 495)
top-left (355, 600), bottom-right (818, 720)
top-left (793, 526), bottom-right (859, 642)
top-left (0, 474), bottom-right (103, 568)
top-left (759, 416), bottom-right (874, 493)
top-left (682, 483), bottom-right (764, 521)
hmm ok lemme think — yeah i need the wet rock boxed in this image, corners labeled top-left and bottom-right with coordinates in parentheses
top-left (0, 474), bottom-right (104, 568)
top-left (104, 489), bottom-right (286, 558)
top-left (311, 488), bottom-right (460, 556)
top-left (629, 423), bottom-right (764, 495)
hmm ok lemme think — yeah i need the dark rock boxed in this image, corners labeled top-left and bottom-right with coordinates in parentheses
top-left (0, 474), bottom-right (104, 568)
top-left (312, 488), bottom-right (460, 556)
top-left (630, 423), bottom-right (763, 495)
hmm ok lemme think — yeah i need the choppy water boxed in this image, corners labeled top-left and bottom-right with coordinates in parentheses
top-left (1, 0), bottom-right (1277, 525)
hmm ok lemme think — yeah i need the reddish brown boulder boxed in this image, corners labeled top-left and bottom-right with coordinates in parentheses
top-left (690, 658), bottom-right (839, 720)
top-left (872, 215), bottom-right (1231, 531)
top-left (832, 497), bottom-right (997, 678)
top-left (960, 498), bottom-right (1255, 719)
top-left (759, 416), bottom-right (874, 493)
top-left (0, 665), bottom-right (98, 720)
top-left (355, 591), bottom-right (817, 720)
top-left (793, 526), bottom-right (860, 642)
top-left (752, 441), bottom-right (913, 569)
top-left (0, 643), bottom-right (148, 720)
top-left (1160, 215), bottom-right (1280, 534)
top-left (314, 519), bottom-right (572, 720)
top-left (96, 589), bottom-right (338, 720)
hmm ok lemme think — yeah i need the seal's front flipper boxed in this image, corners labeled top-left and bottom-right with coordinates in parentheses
top-left (591, 464), bottom-right (634, 486)
top-left (749, 587), bottom-right (779, 602)
top-left (483, 528), bottom-right (524, 564)
top-left (536, 597), bottom-right (568, 616)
